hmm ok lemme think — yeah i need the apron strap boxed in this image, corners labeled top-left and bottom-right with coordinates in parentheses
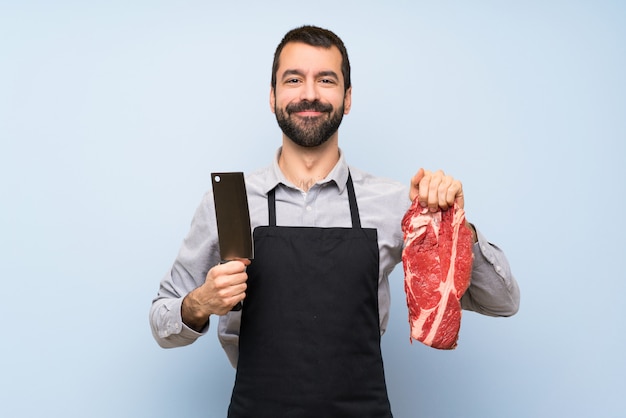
top-left (346, 172), bottom-right (361, 229)
top-left (268, 185), bottom-right (277, 227)
top-left (267, 171), bottom-right (362, 228)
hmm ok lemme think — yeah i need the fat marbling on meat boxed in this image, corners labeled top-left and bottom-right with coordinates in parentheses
top-left (401, 198), bottom-right (474, 349)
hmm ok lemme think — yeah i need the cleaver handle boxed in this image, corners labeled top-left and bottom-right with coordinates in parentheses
top-left (221, 260), bottom-right (243, 311)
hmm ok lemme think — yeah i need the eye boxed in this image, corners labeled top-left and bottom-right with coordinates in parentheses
top-left (285, 78), bottom-right (301, 84)
top-left (320, 78), bottom-right (336, 84)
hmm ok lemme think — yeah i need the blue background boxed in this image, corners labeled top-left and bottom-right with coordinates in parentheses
top-left (2, 1), bottom-right (625, 417)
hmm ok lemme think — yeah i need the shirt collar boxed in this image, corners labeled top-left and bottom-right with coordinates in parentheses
top-left (265, 147), bottom-right (349, 194)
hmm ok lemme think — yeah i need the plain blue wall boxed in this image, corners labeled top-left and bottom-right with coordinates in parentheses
top-left (2, 1), bottom-right (625, 417)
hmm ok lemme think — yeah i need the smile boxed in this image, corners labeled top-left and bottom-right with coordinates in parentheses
top-left (294, 110), bottom-right (324, 117)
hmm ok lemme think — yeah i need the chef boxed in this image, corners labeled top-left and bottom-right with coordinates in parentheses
top-left (150, 25), bottom-right (520, 417)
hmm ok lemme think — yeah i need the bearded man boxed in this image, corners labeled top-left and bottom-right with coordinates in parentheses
top-left (150, 25), bottom-right (520, 418)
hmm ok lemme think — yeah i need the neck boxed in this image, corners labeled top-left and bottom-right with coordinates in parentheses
top-left (279, 135), bottom-right (340, 192)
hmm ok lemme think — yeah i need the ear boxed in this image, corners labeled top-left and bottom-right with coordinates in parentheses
top-left (343, 86), bottom-right (352, 115)
top-left (269, 87), bottom-right (276, 114)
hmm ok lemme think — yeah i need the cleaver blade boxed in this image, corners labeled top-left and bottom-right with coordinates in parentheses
top-left (211, 172), bottom-right (254, 261)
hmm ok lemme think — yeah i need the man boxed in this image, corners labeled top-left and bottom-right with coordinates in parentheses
top-left (150, 25), bottom-right (520, 417)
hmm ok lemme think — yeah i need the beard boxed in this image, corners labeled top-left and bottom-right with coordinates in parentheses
top-left (275, 99), bottom-right (345, 148)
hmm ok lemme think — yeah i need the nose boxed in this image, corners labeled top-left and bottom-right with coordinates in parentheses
top-left (299, 79), bottom-right (320, 102)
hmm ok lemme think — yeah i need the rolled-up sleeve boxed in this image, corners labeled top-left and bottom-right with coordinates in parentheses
top-left (461, 228), bottom-right (520, 317)
top-left (150, 296), bottom-right (208, 347)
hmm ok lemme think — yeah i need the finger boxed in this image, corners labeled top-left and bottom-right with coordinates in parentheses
top-left (427, 170), bottom-right (444, 211)
top-left (409, 168), bottom-right (425, 202)
top-left (449, 179), bottom-right (464, 209)
top-left (211, 280), bottom-right (247, 315)
top-left (219, 281), bottom-right (248, 300)
top-left (222, 282), bottom-right (248, 312)
top-left (226, 292), bottom-right (247, 312)
top-left (419, 170), bottom-right (433, 207)
top-left (218, 259), bottom-right (250, 275)
top-left (456, 191), bottom-right (465, 209)
top-left (232, 257), bottom-right (252, 267)
top-left (219, 269), bottom-right (249, 289)
top-left (207, 264), bottom-right (248, 291)
top-left (437, 176), bottom-right (452, 211)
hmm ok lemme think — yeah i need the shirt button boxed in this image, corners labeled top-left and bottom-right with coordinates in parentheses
top-left (306, 206), bottom-right (312, 211)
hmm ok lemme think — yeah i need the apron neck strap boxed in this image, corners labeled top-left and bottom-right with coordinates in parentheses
top-left (268, 185), bottom-right (277, 226)
top-left (346, 172), bottom-right (361, 228)
top-left (267, 171), bottom-right (361, 228)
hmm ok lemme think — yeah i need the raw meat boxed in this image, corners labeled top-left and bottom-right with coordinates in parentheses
top-left (401, 198), bottom-right (474, 349)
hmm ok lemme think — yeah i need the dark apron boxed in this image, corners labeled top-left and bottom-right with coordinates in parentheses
top-left (228, 174), bottom-right (392, 417)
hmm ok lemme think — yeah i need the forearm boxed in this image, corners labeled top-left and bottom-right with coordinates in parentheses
top-left (149, 191), bottom-right (221, 347)
top-left (461, 227), bottom-right (520, 316)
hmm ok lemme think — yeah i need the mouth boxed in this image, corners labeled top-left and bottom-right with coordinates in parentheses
top-left (286, 100), bottom-right (333, 117)
top-left (294, 110), bottom-right (324, 117)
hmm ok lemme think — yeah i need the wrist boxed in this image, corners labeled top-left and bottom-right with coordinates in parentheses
top-left (181, 291), bottom-right (210, 332)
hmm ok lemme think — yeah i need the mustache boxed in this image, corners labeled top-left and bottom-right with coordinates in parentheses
top-left (286, 100), bottom-right (333, 114)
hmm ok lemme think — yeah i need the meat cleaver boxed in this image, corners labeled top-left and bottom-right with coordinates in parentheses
top-left (211, 172), bottom-right (253, 311)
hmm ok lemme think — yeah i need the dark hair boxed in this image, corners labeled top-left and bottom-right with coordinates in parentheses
top-left (271, 25), bottom-right (351, 92)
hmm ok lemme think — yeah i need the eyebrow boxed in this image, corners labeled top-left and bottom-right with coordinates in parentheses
top-left (281, 69), bottom-right (340, 80)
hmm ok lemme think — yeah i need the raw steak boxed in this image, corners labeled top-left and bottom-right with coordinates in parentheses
top-left (401, 198), bottom-right (474, 349)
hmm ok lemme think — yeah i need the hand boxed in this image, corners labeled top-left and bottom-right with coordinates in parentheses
top-left (410, 168), bottom-right (464, 212)
top-left (182, 258), bottom-right (251, 331)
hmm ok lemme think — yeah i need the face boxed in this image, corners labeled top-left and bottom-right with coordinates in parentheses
top-left (270, 42), bottom-right (352, 148)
